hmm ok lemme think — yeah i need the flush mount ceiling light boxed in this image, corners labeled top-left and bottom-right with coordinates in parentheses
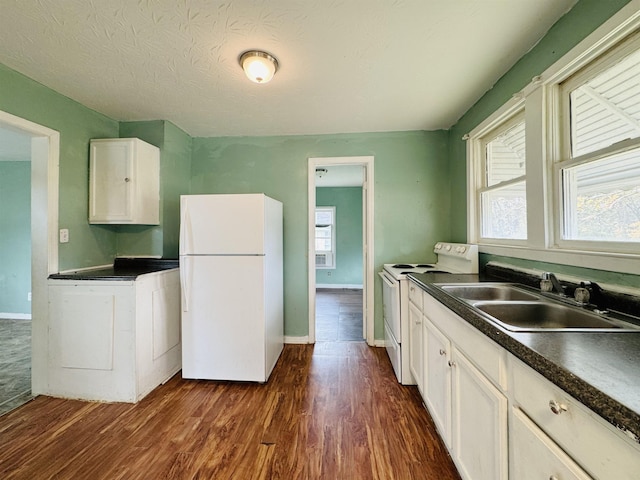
top-left (239, 50), bottom-right (279, 84)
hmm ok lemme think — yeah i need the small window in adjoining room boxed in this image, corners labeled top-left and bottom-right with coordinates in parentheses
top-left (315, 206), bottom-right (336, 269)
top-left (558, 32), bottom-right (640, 248)
top-left (478, 112), bottom-right (527, 241)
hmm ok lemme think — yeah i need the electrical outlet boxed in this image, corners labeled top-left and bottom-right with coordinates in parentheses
top-left (28, 292), bottom-right (32, 302)
top-left (327, 271), bottom-right (331, 276)
top-left (59, 228), bottom-right (69, 243)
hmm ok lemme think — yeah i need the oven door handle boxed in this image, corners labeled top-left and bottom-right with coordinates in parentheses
top-left (378, 271), bottom-right (399, 288)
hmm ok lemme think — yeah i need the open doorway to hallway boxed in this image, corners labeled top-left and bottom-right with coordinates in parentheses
top-left (308, 157), bottom-right (374, 345)
top-left (0, 126), bottom-right (33, 414)
top-left (0, 110), bottom-right (59, 415)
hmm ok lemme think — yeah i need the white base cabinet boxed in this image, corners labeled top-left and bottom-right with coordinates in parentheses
top-left (412, 280), bottom-right (640, 480)
top-left (511, 407), bottom-right (592, 480)
top-left (419, 289), bottom-right (507, 480)
top-left (47, 269), bottom-right (181, 403)
top-left (452, 348), bottom-right (508, 480)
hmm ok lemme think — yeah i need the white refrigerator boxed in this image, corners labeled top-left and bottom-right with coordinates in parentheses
top-left (179, 193), bottom-right (284, 382)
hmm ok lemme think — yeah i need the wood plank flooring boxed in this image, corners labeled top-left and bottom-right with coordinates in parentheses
top-left (0, 343), bottom-right (460, 479)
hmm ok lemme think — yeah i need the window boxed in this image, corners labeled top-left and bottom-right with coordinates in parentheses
top-left (315, 206), bottom-right (336, 268)
top-left (466, 3), bottom-right (640, 274)
top-left (476, 111), bottom-right (527, 241)
top-left (558, 32), bottom-right (640, 248)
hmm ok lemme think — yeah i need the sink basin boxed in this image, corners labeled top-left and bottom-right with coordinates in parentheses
top-left (473, 301), bottom-right (640, 332)
top-left (439, 283), bottom-right (540, 302)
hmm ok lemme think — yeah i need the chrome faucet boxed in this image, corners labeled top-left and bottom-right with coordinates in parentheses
top-left (541, 272), bottom-right (565, 296)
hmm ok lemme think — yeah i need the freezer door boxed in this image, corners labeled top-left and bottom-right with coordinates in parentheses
top-left (181, 255), bottom-right (276, 382)
top-left (180, 194), bottom-right (269, 255)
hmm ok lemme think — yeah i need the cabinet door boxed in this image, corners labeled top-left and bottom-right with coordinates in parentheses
top-left (408, 301), bottom-right (423, 392)
top-left (423, 318), bottom-right (452, 448)
top-left (452, 348), bottom-right (508, 480)
top-left (89, 138), bottom-right (159, 224)
top-left (90, 140), bottom-right (134, 222)
top-left (511, 408), bottom-right (592, 480)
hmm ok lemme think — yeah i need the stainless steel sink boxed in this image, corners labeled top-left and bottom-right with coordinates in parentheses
top-left (438, 283), bottom-right (541, 302)
top-left (473, 301), bottom-right (640, 332)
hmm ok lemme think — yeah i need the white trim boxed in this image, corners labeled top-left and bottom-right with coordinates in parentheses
top-left (0, 110), bottom-right (60, 395)
top-left (0, 313), bottom-right (32, 320)
top-left (308, 156), bottom-right (374, 346)
top-left (316, 284), bottom-right (363, 289)
top-left (284, 335), bottom-right (309, 344)
top-left (373, 340), bottom-right (385, 348)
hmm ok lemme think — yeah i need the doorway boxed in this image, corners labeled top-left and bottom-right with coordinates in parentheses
top-left (308, 156), bottom-right (374, 345)
top-left (0, 110), bottom-right (59, 408)
top-left (0, 127), bottom-right (33, 414)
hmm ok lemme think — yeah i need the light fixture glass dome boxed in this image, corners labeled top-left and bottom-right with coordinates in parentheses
top-left (240, 50), bottom-right (278, 84)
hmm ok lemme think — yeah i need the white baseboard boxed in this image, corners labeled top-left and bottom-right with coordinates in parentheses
top-left (316, 284), bottom-right (363, 289)
top-left (373, 339), bottom-right (385, 347)
top-left (0, 313), bottom-right (31, 320)
top-left (284, 335), bottom-right (310, 344)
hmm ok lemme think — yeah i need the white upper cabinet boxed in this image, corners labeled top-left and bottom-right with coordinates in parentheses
top-left (89, 138), bottom-right (160, 225)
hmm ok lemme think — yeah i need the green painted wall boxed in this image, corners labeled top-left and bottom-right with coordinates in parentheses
top-left (449, 0), bottom-right (633, 242)
top-left (316, 187), bottom-right (363, 286)
top-left (117, 120), bottom-right (192, 259)
top-left (0, 161), bottom-right (31, 314)
top-left (0, 63), bottom-right (119, 271)
top-left (191, 131), bottom-right (450, 338)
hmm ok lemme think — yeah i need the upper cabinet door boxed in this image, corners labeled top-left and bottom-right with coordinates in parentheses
top-left (89, 138), bottom-right (160, 225)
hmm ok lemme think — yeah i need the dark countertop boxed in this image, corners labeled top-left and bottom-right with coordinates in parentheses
top-left (408, 271), bottom-right (640, 444)
top-left (48, 258), bottom-right (179, 281)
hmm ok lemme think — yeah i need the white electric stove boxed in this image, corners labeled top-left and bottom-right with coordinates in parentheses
top-left (379, 242), bottom-right (478, 384)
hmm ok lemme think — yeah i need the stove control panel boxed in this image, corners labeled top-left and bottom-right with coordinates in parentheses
top-left (434, 242), bottom-right (477, 259)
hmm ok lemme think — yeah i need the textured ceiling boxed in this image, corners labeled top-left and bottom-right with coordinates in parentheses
top-left (0, 0), bottom-right (577, 137)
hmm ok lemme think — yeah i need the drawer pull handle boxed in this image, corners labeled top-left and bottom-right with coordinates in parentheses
top-left (439, 349), bottom-right (446, 356)
top-left (549, 476), bottom-right (559, 480)
top-left (549, 400), bottom-right (567, 415)
top-left (448, 360), bottom-right (456, 368)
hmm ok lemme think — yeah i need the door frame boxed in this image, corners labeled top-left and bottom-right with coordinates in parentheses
top-left (0, 110), bottom-right (59, 394)
top-left (308, 156), bottom-right (374, 345)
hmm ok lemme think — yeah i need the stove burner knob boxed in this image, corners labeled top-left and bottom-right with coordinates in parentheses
top-left (445, 245), bottom-right (452, 251)
top-left (435, 243), bottom-right (442, 250)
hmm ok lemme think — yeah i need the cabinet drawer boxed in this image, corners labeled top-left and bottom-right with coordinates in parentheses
top-left (511, 407), bottom-right (592, 480)
top-left (511, 356), bottom-right (640, 479)
top-left (423, 292), bottom-right (506, 390)
top-left (408, 281), bottom-right (422, 309)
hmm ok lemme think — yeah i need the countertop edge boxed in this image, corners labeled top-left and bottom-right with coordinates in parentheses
top-left (408, 272), bottom-right (640, 445)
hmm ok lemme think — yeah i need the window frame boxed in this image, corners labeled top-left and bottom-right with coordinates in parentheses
top-left (315, 206), bottom-right (336, 269)
top-left (465, 1), bottom-right (640, 275)
top-left (467, 99), bottom-right (527, 247)
top-left (553, 32), bottom-right (640, 253)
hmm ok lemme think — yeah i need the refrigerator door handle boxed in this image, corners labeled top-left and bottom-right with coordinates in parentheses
top-left (180, 256), bottom-right (190, 312)
top-left (179, 202), bottom-right (191, 256)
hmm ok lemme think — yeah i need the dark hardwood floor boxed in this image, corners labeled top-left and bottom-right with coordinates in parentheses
top-left (0, 343), bottom-right (460, 479)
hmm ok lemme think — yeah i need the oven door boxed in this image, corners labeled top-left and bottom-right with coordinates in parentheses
top-left (379, 271), bottom-right (401, 341)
